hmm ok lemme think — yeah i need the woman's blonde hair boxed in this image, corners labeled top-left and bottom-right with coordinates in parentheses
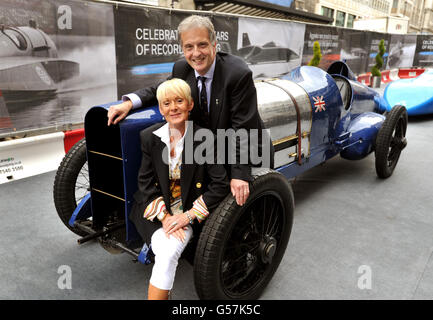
top-left (156, 78), bottom-right (193, 105)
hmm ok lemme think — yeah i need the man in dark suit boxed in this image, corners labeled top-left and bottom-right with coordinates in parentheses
top-left (107, 15), bottom-right (270, 206)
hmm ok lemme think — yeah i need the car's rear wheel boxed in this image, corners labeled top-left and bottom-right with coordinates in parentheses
top-left (193, 170), bottom-right (294, 300)
top-left (53, 138), bottom-right (89, 236)
top-left (375, 105), bottom-right (408, 179)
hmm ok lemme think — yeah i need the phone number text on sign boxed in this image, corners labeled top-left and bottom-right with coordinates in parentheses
top-left (0, 157), bottom-right (24, 175)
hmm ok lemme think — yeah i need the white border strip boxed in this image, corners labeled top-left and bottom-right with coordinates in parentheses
top-left (0, 132), bottom-right (65, 184)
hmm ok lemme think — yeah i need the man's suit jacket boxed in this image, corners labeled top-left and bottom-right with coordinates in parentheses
top-left (133, 52), bottom-right (271, 182)
top-left (129, 122), bottom-right (229, 244)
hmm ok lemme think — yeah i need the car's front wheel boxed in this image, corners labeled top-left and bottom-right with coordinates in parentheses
top-left (375, 105), bottom-right (408, 178)
top-left (193, 169), bottom-right (294, 300)
top-left (53, 138), bottom-right (89, 236)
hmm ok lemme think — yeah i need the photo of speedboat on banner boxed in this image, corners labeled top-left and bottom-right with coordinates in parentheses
top-left (0, 21), bottom-right (79, 102)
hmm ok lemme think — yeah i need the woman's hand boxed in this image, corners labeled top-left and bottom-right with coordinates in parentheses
top-left (161, 214), bottom-right (190, 242)
top-left (230, 178), bottom-right (250, 206)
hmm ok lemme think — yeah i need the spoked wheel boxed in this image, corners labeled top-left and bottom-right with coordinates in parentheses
top-left (375, 105), bottom-right (408, 179)
top-left (53, 138), bottom-right (90, 236)
top-left (194, 170), bottom-right (294, 300)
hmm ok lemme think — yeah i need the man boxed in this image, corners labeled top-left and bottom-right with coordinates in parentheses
top-left (107, 15), bottom-right (270, 206)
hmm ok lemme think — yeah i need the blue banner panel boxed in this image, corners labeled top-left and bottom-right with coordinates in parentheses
top-left (258, 0), bottom-right (294, 7)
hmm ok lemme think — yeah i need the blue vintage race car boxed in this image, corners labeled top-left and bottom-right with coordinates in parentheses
top-left (53, 61), bottom-right (407, 300)
top-left (384, 69), bottom-right (433, 116)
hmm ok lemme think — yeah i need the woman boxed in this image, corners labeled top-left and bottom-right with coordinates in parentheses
top-left (129, 78), bottom-right (229, 300)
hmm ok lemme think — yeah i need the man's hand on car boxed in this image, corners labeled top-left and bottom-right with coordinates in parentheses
top-left (107, 100), bottom-right (133, 126)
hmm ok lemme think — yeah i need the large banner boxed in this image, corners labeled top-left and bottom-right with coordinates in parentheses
top-left (0, 0), bottom-right (431, 137)
top-left (302, 25), bottom-right (341, 70)
top-left (235, 17), bottom-right (305, 79)
top-left (114, 6), bottom-right (188, 97)
top-left (365, 32), bottom-right (390, 73)
top-left (413, 35), bottom-right (433, 67)
top-left (386, 34), bottom-right (417, 69)
top-left (0, 0), bottom-right (117, 135)
top-left (114, 6), bottom-right (238, 97)
top-left (339, 29), bottom-right (369, 75)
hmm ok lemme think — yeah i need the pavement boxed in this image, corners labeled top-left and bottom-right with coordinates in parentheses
top-left (1, 82), bottom-right (433, 300)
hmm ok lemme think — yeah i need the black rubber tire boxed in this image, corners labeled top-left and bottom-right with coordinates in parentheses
top-left (193, 170), bottom-right (294, 300)
top-left (53, 138), bottom-right (89, 236)
top-left (375, 105), bottom-right (408, 179)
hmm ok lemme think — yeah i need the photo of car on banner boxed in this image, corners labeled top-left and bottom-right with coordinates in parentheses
top-left (53, 61), bottom-right (408, 300)
top-left (236, 17), bottom-right (304, 79)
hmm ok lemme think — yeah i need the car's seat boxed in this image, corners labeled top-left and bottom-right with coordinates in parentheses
top-left (327, 61), bottom-right (356, 81)
top-left (333, 75), bottom-right (352, 110)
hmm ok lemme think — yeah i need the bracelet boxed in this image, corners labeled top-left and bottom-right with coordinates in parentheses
top-left (184, 211), bottom-right (194, 225)
top-left (157, 209), bottom-right (168, 222)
